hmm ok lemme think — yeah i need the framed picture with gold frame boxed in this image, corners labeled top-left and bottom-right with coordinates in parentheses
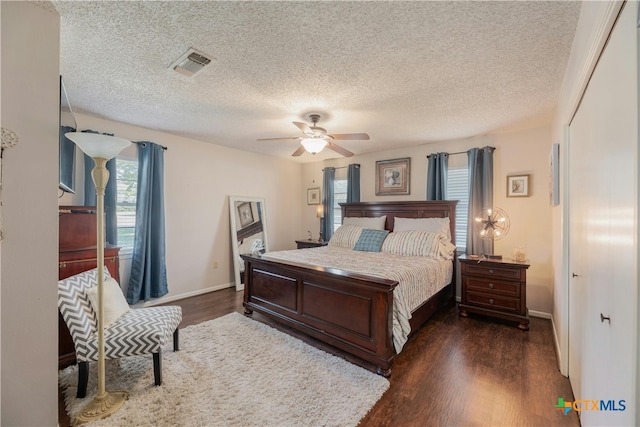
top-left (376, 157), bottom-right (410, 195)
top-left (507, 174), bottom-right (530, 197)
top-left (307, 187), bottom-right (321, 205)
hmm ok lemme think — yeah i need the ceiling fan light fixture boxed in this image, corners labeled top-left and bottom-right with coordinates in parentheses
top-left (301, 138), bottom-right (327, 154)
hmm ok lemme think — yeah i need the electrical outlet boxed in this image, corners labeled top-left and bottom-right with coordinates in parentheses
top-left (213, 261), bottom-right (219, 269)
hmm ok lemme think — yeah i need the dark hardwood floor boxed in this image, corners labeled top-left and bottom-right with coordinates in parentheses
top-left (59, 288), bottom-right (579, 427)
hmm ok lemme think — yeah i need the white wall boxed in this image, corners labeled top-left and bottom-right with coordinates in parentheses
top-left (302, 125), bottom-right (555, 314)
top-left (1, 2), bottom-right (60, 424)
top-left (61, 113), bottom-right (302, 303)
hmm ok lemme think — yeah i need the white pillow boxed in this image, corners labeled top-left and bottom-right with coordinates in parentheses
top-left (393, 217), bottom-right (451, 241)
top-left (328, 224), bottom-right (363, 249)
top-left (438, 239), bottom-right (457, 260)
top-left (343, 215), bottom-right (387, 230)
top-left (86, 277), bottom-right (130, 327)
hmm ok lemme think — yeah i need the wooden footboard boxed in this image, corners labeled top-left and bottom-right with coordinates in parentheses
top-left (242, 254), bottom-right (398, 376)
top-left (242, 200), bottom-right (457, 376)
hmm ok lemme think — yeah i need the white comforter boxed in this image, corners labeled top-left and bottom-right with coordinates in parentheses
top-left (262, 246), bottom-right (453, 352)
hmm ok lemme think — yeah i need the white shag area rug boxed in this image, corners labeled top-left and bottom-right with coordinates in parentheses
top-left (59, 312), bottom-right (389, 426)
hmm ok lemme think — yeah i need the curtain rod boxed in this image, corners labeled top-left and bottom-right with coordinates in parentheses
top-left (133, 141), bottom-right (168, 151)
top-left (322, 164), bottom-right (360, 171)
top-left (431, 146), bottom-right (496, 156)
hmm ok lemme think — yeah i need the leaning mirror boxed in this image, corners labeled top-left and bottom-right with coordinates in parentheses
top-left (229, 196), bottom-right (268, 291)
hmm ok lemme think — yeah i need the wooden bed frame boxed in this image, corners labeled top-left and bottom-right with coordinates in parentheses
top-left (242, 200), bottom-right (457, 376)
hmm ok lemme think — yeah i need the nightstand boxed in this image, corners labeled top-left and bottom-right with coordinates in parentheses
top-left (295, 240), bottom-right (328, 249)
top-left (458, 254), bottom-right (530, 330)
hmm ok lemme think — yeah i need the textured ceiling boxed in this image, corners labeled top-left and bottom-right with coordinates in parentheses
top-left (46, 1), bottom-right (580, 162)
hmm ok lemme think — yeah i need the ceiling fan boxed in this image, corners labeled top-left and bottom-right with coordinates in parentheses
top-left (257, 114), bottom-right (369, 157)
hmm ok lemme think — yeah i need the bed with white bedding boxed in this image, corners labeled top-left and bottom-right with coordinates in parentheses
top-left (242, 200), bottom-right (457, 376)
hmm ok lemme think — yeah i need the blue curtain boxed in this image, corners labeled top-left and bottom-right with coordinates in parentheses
top-left (127, 142), bottom-right (168, 304)
top-left (82, 130), bottom-right (118, 246)
top-left (346, 164), bottom-right (361, 203)
top-left (466, 146), bottom-right (495, 255)
top-left (321, 167), bottom-right (335, 242)
top-left (426, 153), bottom-right (449, 200)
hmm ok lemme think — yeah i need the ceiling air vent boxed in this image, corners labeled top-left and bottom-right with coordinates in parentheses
top-left (170, 48), bottom-right (213, 77)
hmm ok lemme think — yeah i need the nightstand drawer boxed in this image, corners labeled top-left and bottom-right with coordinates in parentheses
top-left (465, 277), bottom-right (521, 298)
top-left (465, 291), bottom-right (521, 313)
top-left (463, 263), bottom-right (524, 281)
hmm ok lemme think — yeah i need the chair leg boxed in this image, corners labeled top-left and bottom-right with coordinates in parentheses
top-left (153, 351), bottom-right (162, 386)
top-left (77, 361), bottom-right (89, 398)
top-left (173, 328), bottom-right (179, 352)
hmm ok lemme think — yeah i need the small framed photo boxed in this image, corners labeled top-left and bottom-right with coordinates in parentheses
top-left (307, 187), bottom-right (321, 205)
top-left (237, 202), bottom-right (255, 227)
top-left (376, 157), bottom-right (410, 195)
top-left (507, 174), bottom-right (530, 197)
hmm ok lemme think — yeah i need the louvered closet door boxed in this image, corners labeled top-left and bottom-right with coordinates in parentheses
top-left (568, 3), bottom-right (638, 426)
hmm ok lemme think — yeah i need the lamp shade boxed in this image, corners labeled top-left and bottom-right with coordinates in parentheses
top-left (301, 138), bottom-right (328, 154)
top-left (65, 132), bottom-right (131, 159)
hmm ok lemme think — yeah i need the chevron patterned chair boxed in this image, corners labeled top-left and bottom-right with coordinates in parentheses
top-left (58, 267), bottom-right (182, 398)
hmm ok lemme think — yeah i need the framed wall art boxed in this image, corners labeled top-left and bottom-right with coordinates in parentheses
top-left (237, 202), bottom-right (255, 227)
top-left (307, 187), bottom-right (321, 205)
top-left (376, 157), bottom-right (410, 195)
top-left (507, 174), bottom-right (530, 197)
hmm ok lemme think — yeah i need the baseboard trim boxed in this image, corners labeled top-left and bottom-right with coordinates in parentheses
top-left (528, 310), bottom-right (551, 319)
top-left (134, 282), bottom-right (235, 308)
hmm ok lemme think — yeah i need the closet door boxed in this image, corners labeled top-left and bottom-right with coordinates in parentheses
top-left (568, 3), bottom-right (637, 426)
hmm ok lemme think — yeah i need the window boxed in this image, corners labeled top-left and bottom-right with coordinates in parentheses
top-left (446, 166), bottom-right (469, 252)
top-left (115, 158), bottom-right (137, 253)
top-left (332, 179), bottom-right (347, 232)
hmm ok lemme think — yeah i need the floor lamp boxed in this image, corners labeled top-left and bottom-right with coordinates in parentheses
top-left (65, 132), bottom-right (131, 424)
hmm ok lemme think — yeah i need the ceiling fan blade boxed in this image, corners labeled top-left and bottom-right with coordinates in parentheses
top-left (327, 142), bottom-right (354, 157)
top-left (257, 137), bottom-right (300, 141)
top-left (293, 121), bottom-right (314, 136)
top-left (291, 145), bottom-right (306, 157)
top-left (329, 133), bottom-right (370, 141)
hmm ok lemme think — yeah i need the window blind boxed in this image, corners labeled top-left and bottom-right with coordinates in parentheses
top-left (447, 166), bottom-right (469, 252)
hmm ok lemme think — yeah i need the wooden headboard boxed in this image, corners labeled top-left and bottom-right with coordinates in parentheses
top-left (340, 201), bottom-right (458, 242)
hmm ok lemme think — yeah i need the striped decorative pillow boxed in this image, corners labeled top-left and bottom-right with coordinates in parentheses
top-left (328, 225), bottom-right (363, 249)
top-left (381, 230), bottom-right (442, 258)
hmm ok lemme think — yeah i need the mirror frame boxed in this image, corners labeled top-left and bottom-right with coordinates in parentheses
top-left (229, 195), bottom-right (269, 291)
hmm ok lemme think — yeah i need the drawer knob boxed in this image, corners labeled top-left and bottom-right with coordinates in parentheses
top-left (488, 269), bottom-right (495, 274)
top-left (489, 299), bottom-right (494, 305)
top-left (488, 283), bottom-right (495, 289)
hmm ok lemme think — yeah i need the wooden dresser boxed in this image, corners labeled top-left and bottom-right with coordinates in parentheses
top-left (295, 239), bottom-right (328, 249)
top-left (458, 254), bottom-right (530, 331)
top-left (58, 206), bottom-right (120, 369)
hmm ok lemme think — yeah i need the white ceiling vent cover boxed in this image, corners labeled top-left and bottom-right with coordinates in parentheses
top-left (170, 48), bottom-right (212, 77)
